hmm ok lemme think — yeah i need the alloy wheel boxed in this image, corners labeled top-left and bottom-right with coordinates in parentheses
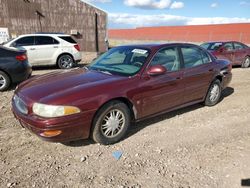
top-left (243, 58), bottom-right (250, 68)
top-left (101, 109), bottom-right (125, 138)
top-left (59, 55), bottom-right (73, 69)
top-left (0, 75), bottom-right (6, 90)
top-left (209, 84), bottom-right (220, 102)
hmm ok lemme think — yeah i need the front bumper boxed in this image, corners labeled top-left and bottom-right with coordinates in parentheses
top-left (12, 102), bottom-right (95, 142)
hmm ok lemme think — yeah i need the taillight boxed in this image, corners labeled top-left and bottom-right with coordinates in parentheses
top-left (74, 44), bottom-right (80, 51)
top-left (16, 54), bottom-right (27, 61)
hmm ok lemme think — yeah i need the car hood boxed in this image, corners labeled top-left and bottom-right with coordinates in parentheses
top-left (16, 68), bottom-right (125, 104)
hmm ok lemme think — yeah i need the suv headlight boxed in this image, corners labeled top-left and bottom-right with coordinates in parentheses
top-left (33, 103), bottom-right (80, 118)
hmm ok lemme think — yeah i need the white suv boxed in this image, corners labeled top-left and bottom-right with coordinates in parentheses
top-left (4, 34), bottom-right (82, 69)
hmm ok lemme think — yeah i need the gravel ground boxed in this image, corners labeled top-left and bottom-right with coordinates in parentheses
top-left (0, 66), bottom-right (250, 188)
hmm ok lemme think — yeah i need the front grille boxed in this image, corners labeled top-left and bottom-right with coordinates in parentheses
top-left (13, 95), bottom-right (28, 115)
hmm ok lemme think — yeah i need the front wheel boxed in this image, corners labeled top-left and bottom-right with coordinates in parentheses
top-left (91, 101), bottom-right (131, 145)
top-left (205, 79), bottom-right (222, 106)
top-left (57, 55), bottom-right (74, 69)
top-left (242, 57), bottom-right (250, 68)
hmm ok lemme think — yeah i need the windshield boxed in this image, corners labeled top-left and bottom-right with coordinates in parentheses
top-left (88, 46), bottom-right (150, 76)
top-left (201, 42), bottom-right (223, 51)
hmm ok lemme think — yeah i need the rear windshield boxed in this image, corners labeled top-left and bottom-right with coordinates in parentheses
top-left (59, 36), bottom-right (77, 44)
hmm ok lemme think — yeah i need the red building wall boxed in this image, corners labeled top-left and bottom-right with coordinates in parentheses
top-left (109, 23), bottom-right (250, 44)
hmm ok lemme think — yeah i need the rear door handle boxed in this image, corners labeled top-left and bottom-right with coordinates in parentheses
top-left (30, 48), bottom-right (36, 50)
top-left (209, 68), bottom-right (214, 72)
top-left (176, 77), bottom-right (182, 80)
top-left (53, 46), bottom-right (59, 48)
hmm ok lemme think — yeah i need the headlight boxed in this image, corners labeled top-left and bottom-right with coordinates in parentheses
top-left (32, 103), bottom-right (80, 118)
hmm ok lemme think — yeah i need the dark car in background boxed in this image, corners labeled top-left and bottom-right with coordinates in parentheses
top-left (201, 41), bottom-right (250, 68)
top-left (12, 43), bottom-right (232, 144)
top-left (0, 46), bottom-right (32, 91)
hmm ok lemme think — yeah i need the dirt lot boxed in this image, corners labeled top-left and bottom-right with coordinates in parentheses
top-left (0, 64), bottom-right (250, 188)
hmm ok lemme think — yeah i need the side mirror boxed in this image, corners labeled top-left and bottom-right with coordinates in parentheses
top-left (147, 65), bottom-right (167, 76)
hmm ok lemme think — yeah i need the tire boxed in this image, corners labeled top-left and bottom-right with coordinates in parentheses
top-left (91, 101), bottom-right (131, 145)
top-left (242, 56), bottom-right (250, 68)
top-left (0, 71), bottom-right (11, 92)
top-left (204, 79), bottom-right (222, 106)
top-left (57, 54), bottom-right (74, 69)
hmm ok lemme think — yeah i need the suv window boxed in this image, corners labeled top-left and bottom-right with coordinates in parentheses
top-left (35, 36), bottom-right (59, 45)
top-left (13, 36), bottom-right (35, 46)
top-left (59, 36), bottom-right (77, 44)
top-left (181, 46), bottom-right (204, 68)
top-left (151, 47), bottom-right (180, 72)
top-left (234, 42), bottom-right (245, 50)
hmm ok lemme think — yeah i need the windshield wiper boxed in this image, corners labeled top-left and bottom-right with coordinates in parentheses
top-left (98, 70), bottom-right (112, 75)
top-left (83, 66), bottom-right (89, 71)
top-left (89, 66), bottom-right (112, 75)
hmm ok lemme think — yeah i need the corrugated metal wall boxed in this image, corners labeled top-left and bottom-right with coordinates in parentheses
top-left (109, 23), bottom-right (250, 44)
top-left (0, 0), bottom-right (107, 52)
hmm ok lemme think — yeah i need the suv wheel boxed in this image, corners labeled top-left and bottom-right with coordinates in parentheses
top-left (0, 71), bottom-right (11, 92)
top-left (57, 55), bottom-right (74, 69)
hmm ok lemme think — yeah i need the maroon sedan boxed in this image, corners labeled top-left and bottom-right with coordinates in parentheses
top-left (12, 43), bottom-right (232, 145)
top-left (201, 41), bottom-right (250, 68)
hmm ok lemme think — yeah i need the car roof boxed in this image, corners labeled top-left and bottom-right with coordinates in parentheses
top-left (16, 34), bottom-right (71, 37)
top-left (203, 41), bottom-right (243, 44)
top-left (116, 43), bottom-right (200, 50)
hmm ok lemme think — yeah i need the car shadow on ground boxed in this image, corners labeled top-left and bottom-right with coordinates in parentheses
top-left (65, 87), bottom-right (234, 147)
top-left (32, 65), bottom-right (59, 71)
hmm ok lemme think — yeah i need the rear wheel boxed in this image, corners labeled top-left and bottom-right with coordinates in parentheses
top-left (0, 71), bottom-right (10, 92)
top-left (57, 54), bottom-right (74, 69)
top-left (242, 57), bottom-right (250, 68)
top-left (91, 101), bottom-right (131, 145)
top-left (205, 79), bottom-right (222, 106)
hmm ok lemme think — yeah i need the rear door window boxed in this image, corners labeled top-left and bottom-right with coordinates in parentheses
top-left (13, 36), bottom-right (35, 46)
top-left (181, 46), bottom-right (204, 68)
top-left (59, 36), bottom-right (77, 44)
top-left (234, 42), bottom-right (246, 50)
top-left (200, 50), bottom-right (211, 64)
top-left (35, 36), bottom-right (59, 45)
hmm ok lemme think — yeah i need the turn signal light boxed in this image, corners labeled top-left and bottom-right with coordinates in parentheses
top-left (40, 130), bottom-right (62, 137)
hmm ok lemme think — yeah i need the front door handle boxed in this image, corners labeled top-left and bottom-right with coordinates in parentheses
top-left (30, 48), bottom-right (36, 50)
top-left (209, 68), bottom-right (214, 72)
top-left (53, 46), bottom-right (59, 48)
